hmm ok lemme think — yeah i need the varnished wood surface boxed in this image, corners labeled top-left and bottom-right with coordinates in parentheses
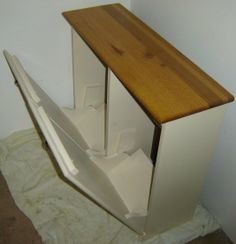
top-left (63, 4), bottom-right (234, 124)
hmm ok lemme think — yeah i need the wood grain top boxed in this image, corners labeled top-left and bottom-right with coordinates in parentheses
top-left (63, 4), bottom-right (234, 124)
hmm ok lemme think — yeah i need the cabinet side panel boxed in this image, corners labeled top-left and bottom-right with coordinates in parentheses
top-left (72, 29), bottom-right (106, 109)
top-left (145, 106), bottom-right (226, 235)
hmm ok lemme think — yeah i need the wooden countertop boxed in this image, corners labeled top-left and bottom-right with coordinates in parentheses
top-left (63, 4), bottom-right (234, 124)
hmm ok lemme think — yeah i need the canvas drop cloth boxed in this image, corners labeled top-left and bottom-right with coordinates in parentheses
top-left (0, 129), bottom-right (220, 244)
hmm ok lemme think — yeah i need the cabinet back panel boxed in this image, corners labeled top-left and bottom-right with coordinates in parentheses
top-left (106, 70), bottom-right (154, 157)
top-left (72, 30), bottom-right (106, 110)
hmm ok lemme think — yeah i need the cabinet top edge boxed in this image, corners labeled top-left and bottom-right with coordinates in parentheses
top-left (62, 4), bottom-right (234, 124)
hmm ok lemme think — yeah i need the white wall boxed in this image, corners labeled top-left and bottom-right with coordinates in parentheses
top-left (0, 0), bottom-right (130, 139)
top-left (131, 0), bottom-right (236, 242)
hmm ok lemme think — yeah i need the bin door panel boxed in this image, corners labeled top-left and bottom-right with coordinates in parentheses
top-left (3, 50), bottom-right (145, 234)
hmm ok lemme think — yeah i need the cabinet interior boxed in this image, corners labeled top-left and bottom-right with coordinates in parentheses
top-left (62, 31), bottom-right (156, 219)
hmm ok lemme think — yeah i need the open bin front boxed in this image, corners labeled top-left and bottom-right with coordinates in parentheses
top-left (3, 50), bottom-right (155, 234)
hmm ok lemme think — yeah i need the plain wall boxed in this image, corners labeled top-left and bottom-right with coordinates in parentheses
top-left (0, 0), bottom-right (130, 139)
top-left (131, 0), bottom-right (236, 242)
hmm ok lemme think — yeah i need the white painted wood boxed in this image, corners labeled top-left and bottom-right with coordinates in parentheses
top-left (4, 51), bottom-right (81, 177)
top-left (144, 105), bottom-right (226, 236)
top-left (4, 51), bottom-right (79, 176)
top-left (62, 105), bottom-right (105, 152)
top-left (72, 29), bottom-right (106, 109)
top-left (106, 70), bottom-right (155, 156)
top-left (11, 55), bottom-right (40, 104)
top-left (91, 149), bottom-right (153, 217)
top-left (35, 105), bottom-right (79, 176)
top-left (53, 124), bottom-right (146, 234)
top-left (34, 102), bottom-right (144, 233)
top-left (4, 51), bottom-right (89, 151)
top-left (28, 74), bottom-right (89, 151)
top-left (90, 153), bottom-right (129, 173)
top-left (4, 50), bottom-right (146, 234)
top-left (71, 30), bottom-right (106, 150)
top-left (3, 50), bottom-right (39, 104)
top-left (108, 149), bottom-right (153, 216)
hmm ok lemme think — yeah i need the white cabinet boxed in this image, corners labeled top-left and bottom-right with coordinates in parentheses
top-left (4, 3), bottom-right (234, 238)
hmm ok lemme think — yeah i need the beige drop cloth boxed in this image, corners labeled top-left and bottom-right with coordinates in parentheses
top-left (0, 129), bottom-right (219, 244)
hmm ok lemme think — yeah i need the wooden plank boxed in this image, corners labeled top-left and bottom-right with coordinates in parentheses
top-left (63, 4), bottom-right (234, 124)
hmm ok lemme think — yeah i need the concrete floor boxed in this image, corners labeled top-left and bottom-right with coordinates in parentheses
top-left (0, 171), bottom-right (233, 244)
